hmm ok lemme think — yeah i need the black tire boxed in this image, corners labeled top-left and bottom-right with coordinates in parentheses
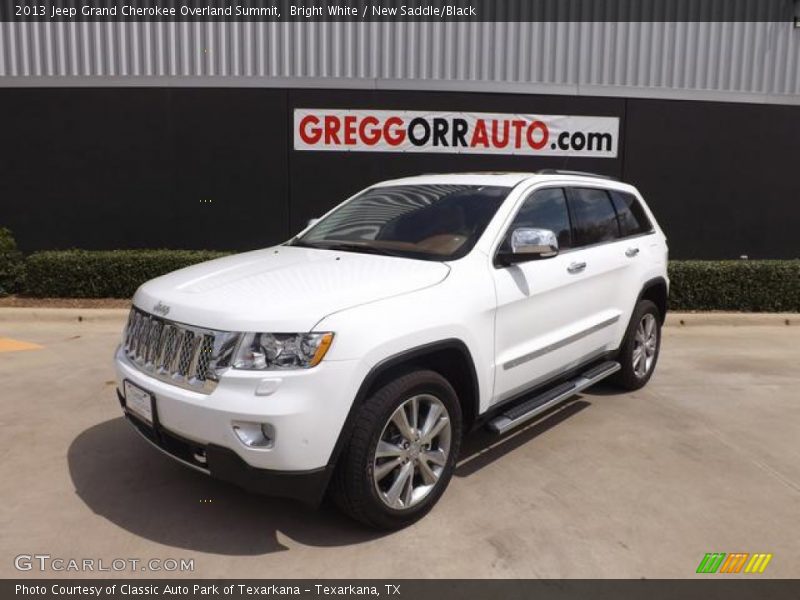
top-left (612, 299), bottom-right (662, 390)
top-left (331, 369), bottom-right (462, 530)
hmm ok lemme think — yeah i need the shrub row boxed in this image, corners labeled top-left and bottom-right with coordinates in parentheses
top-left (23, 249), bottom-right (232, 298)
top-left (667, 260), bottom-right (800, 312)
top-left (0, 239), bottom-right (798, 311)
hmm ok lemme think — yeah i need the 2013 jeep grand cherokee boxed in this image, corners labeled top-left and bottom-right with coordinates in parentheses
top-left (114, 171), bottom-right (668, 529)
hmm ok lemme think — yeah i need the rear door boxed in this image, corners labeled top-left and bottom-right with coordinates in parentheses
top-left (607, 188), bottom-right (662, 332)
top-left (563, 186), bottom-right (640, 353)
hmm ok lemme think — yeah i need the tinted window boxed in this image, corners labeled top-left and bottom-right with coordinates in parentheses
top-left (294, 184), bottom-right (510, 261)
top-left (610, 190), bottom-right (653, 237)
top-left (569, 188), bottom-right (620, 247)
top-left (502, 188), bottom-right (571, 251)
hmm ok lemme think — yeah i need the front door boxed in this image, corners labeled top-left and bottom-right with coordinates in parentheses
top-left (491, 186), bottom-right (629, 403)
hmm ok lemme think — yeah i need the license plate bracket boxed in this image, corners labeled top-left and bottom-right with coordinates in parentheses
top-left (124, 379), bottom-right (155, 426)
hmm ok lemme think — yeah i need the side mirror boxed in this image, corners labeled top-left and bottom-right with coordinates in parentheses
top-left (306, 218), bottom-right (321, 228)
top-left (497, 227), bottom-right (559, 266)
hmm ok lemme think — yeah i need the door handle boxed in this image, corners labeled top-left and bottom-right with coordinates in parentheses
top-left (625, 247), bottom-right (640, 258)
top-left (567, 261), bottom-right (587, 274)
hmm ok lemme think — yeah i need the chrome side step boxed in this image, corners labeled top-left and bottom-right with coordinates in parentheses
top-left (487, 360), bottom-right (621, 435)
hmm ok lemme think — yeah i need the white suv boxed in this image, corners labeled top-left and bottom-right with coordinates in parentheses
top-left (114, 171), bottom-right (668, 529)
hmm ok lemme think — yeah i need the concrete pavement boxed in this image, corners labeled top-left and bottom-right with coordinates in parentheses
top-left (0, 312), bottom-right (798, 578)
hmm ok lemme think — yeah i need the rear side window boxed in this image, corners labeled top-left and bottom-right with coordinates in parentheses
top-left (610, 190), bottom-right (653, 237)
top-left (568, 188), bottom-right (620, 247)
top-left (502, 188), bottom-right (572, 251)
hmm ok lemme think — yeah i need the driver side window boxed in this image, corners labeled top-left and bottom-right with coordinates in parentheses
top-left (501, 188), bottom-right (572, 251)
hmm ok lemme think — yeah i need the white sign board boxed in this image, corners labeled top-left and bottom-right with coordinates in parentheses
top-left (294, 109), bottom-right (619, 158)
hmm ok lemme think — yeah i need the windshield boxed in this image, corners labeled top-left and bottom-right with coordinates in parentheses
top-left (290, 184), bottom-right (511, 261)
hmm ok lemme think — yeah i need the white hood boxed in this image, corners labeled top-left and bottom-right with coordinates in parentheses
top-left (132, 245), bottom-right (450, 332)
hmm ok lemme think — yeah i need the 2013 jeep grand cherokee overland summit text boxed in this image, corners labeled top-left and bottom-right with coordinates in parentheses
top-left (115, 171), bottom-right (668, 529)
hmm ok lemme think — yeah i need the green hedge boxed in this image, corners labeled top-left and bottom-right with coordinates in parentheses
top-left (668, 260), bottom-right (800, 312)
top-left (23, 249), bottom-right (232, 298)
top-left (5, 247), bottom-right (800, 312)
top-left (0, 228), bottom-right (25, 296)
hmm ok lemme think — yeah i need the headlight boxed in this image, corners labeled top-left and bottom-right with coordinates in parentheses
top-left (232, 332), bottom-right (334, 370)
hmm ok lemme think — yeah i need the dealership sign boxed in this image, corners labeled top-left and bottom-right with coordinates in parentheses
top-left (294, 109), bottom-right (619, 158)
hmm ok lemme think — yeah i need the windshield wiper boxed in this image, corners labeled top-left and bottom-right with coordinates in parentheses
top-left (313, 242), bottom-right (405, 257)
top-left (286, 239), bottom-right (319, 249)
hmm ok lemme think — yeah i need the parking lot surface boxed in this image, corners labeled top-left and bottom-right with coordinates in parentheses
top-left (1, 311), bottom-right (798, 578)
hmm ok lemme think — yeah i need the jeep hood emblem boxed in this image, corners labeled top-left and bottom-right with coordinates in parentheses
top-left (153, 301), bottom-right (171, 316)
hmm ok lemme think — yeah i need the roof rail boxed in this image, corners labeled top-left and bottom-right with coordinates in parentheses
top-left (536, 169), bottom-right (619, 181)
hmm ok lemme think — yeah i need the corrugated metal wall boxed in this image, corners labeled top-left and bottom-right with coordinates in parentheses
top-left (1, 21), bottom-right (799, 104)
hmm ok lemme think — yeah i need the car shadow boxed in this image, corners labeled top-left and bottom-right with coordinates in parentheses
top-left (70, 385), bottom-right (615, 553)
top-left (455, 378), bottom-right (631, 477)
top-left (67, 417), bottom-right (387, 556)
top-left (578, 380), bottom-right (625, 397)
top-left (454, 398), bottom-right (592, 478)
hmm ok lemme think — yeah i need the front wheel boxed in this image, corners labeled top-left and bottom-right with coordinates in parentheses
top-left (612, 299), bottom-right (662, 390)
top-left (331, 370), bottom-right (462, 529)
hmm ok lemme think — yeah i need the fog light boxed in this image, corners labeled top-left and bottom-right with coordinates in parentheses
top-left (232, 421), bottom-right (275, 448)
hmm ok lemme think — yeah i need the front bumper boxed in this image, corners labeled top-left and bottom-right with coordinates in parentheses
top-left (114, 346), bottom-right (367, 504)
top-left (117, 389), bottom-right (332, 505)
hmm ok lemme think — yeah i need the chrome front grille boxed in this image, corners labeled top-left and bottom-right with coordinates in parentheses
top-left (123, 307), bottom-right (239, 393)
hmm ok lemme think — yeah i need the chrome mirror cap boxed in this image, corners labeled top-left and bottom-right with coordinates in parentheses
top-left (510, 227), bottom-right (559, 258)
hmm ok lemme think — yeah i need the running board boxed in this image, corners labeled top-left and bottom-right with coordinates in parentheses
top-left (487, 360), bottom-right (621, 435)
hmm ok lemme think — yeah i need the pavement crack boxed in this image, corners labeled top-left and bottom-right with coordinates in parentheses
top-left (703, 425), bottom-right (800, 496)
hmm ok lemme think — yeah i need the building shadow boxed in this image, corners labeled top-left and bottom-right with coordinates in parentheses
top-left (67, 417), bottom-right (386, 556)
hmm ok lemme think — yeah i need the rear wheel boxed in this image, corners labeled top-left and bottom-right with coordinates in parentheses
top-left (613, 299), bottom-right (662, 390)
top-left (332, 370), bottom-right (462, 529)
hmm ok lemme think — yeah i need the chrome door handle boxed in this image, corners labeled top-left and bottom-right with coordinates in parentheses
top-left (625, 247), bottom-right (640, 258)
top-left (567, 261), bottom-right (586, 274)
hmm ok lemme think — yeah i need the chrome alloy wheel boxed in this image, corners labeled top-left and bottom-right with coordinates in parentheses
top-left (372, 394), bottom-right (452, 510)
top-left (632, 313), bottom-right (658, 378)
